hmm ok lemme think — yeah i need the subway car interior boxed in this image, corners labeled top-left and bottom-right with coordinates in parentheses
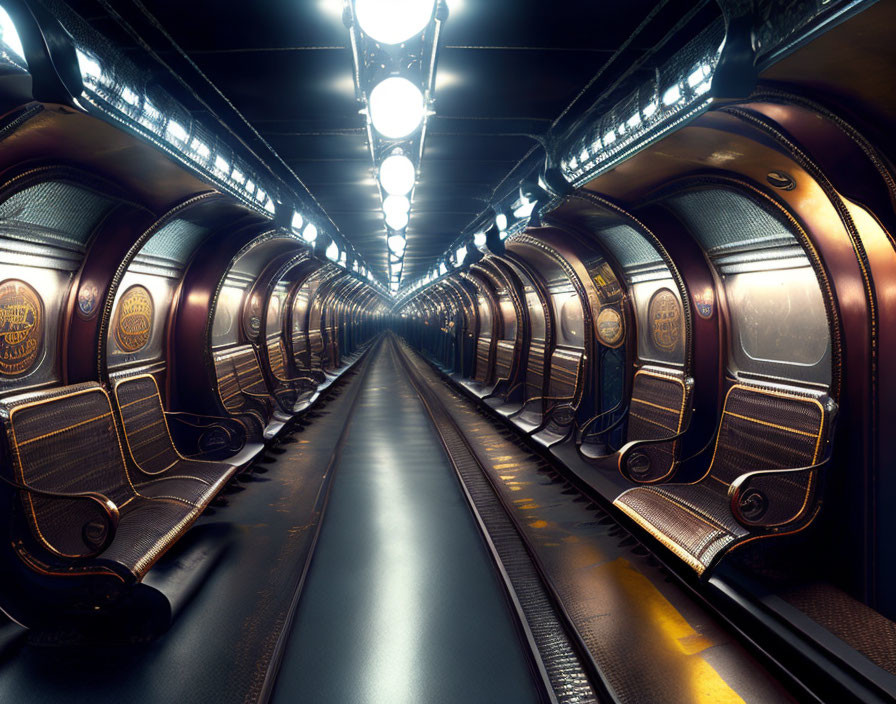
top-left (0, 0), bottom-right (894, 702)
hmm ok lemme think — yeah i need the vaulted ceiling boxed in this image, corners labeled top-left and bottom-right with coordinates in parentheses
top-left (62, 0), bottom-right (713, 285)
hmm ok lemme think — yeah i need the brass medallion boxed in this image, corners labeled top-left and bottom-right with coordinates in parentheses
top-left (648, 288), bottom-right (682, 352)
top-left (77, 282), bottom-right (100, 319)
top-left (114, 285), bottom-right (154, 353)
top-left (693, 287), bottom-right (714, 319)
top-left (0, 279), bottom-right (43, 376)
top-left (596, 306), bottom-right (624, 348)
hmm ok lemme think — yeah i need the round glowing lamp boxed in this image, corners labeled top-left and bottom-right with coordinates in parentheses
top-left (379, 153), bottom-right (416, 195)
top-left (354, 0), bottom-right (436, 45)
top-left (388, 234), bottom-right (407, 256)
top-left (383, 194), bottom-right (410, 217)
top-left (369, 77), bottom-right (424, 139)
top-left (385, 209), bottom-right (410, 230)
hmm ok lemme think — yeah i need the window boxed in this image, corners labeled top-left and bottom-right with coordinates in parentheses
top-left (556, 292), bottom-right (584, 347)
top-left (726, 267), bottom-right (830, 382)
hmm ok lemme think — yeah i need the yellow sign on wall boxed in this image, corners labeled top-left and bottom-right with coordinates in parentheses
top-left (114, 285), bottom-right (154, 353)
top-left (0, 280), bottom-right (43, 377)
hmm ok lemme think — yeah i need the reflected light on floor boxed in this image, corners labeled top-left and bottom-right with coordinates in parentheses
top-left (364, 432), bottom-right (423, 701)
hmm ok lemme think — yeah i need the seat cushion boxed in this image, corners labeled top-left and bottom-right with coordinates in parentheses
top-left (99, 498), bottom-right (200, 580)
top-left (167, 458), bottom-right (237, 487)
top-left (614, 483), bottom-right (749, 575)
top-left (134, 461), bottom-right (235, 506)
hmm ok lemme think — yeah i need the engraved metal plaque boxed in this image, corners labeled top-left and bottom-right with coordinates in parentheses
top-left (113, 285), bottom-right (154, 353)
top-left (648, 288), bottom-right (682, 352)
top-left (0, 280), bottom-right (43, 377)
top-left (77, 282), bottom-right (100, 319)
top-left (596, 306), bottom-right (624, 348)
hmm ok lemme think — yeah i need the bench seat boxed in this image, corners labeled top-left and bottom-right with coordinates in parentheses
top-left (614, 383), bottom-right (836, 576)
top-left (580, 367), bottom-right (694, 483)
top-left (0, 382), bottom-right (224, 584)
top-left (214, 345), bottom-right (288, 438)
top-left (267, 339), bottom-right (318, 412)
top-left (112, 374), bottom-right (240, 491)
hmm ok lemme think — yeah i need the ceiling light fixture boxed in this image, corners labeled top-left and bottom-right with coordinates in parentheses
top-left (379, 152), bottom-right (416, 195)
top-left (385, 209), bottom-right (410, 230)
top-left (387, 234), bottom-right (407, 256)
top-left (166, 120), bottom-right (188, 143)
top-left (512, 198), bottom-right (535, 219)
top-left (369, 77), bottom-right (424, 139)
top-left (383, 194), bottom-right (410, 218)
top-left (0, 7), bottom-right (24, 60)
top-left (354, 0), bottom-right (436, 45)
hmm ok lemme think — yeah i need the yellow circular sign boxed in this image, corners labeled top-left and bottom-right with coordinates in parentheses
top-left (596, 306), bottom-right (624, 347)
top-left (114, 285), bottom-right (154, 353)
top-left (0, 279), bottom-right (43, 377)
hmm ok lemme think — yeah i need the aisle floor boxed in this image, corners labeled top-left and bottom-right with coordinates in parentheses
top-left (271, 339), bottom-right (542, 704)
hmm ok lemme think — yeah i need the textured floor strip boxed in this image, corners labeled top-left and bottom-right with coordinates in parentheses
top-left (397, 339), bottom-right (797, 704)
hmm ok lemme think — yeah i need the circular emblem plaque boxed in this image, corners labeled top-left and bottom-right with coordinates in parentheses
top-left (77, 282), bottom-right (100, 319)
top-left (596, 306), bottom-right (624, 348)
top-left (114, 285), bottom-right (154, 353)
top-left (693, 287), bottom-right (714, 319)
top-left (0, 279), bottom-right (43, 377)
top-left (648, 288), bottom-right (682, 352)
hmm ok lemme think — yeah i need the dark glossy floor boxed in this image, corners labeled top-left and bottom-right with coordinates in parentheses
top-left (271, 341), bottom-right (542, 704)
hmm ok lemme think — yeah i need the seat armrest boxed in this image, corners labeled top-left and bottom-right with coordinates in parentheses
top-left (579, 404), bottom-right (629, 450)
top-left (580, 400), bottom-right (627, 435)
top-left (617, 424), bottom-right (691, 483)
top-left (501, 381), bottom-right (524, 397)
top-left (238, 390), bottom-right (274, 417)
top-left (728, 457), bottom-right (831, 528)
top-left (295, 366), bottom-right (326, 382)
top-left (166, 411), bottom-right (247, 460)
top-left (241, 389), bottom-right (271, 401)
top-left (0, 474), bottom-right (119, 558)
top-left (275, 371), bottom-right (318, 388)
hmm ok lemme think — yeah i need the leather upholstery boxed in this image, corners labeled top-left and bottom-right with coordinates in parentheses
top-left (615, 383), bottom-right (835, 575)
